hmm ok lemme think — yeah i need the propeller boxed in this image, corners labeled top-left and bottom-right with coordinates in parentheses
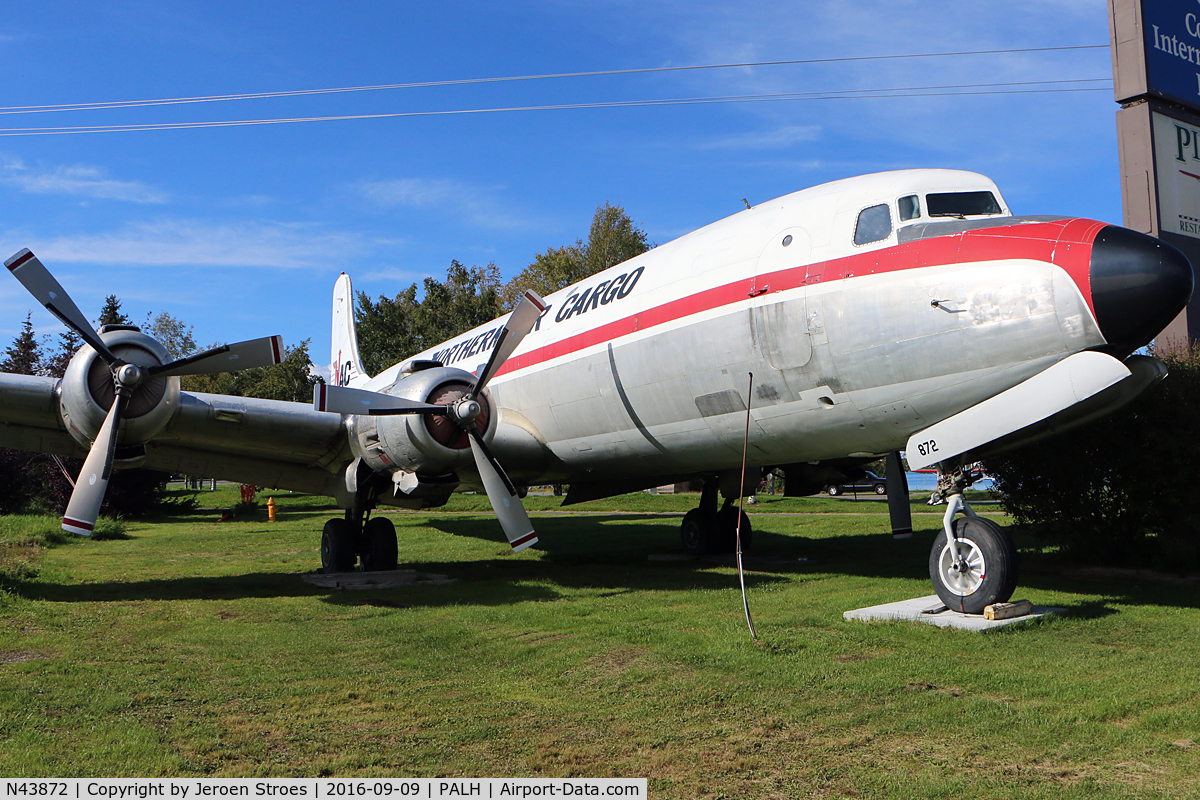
top-left (5, 248), bottom-right (285, 536)
top-left (316, 290), bottom-right (547, 551)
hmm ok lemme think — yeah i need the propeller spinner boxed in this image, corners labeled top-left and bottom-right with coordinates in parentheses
top-left (315, 290), bottom-right (547, 552)
top-left (5, 248), bottom-right (286, 536)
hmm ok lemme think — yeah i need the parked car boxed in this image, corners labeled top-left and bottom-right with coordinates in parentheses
top-left (825, 471), bottom-right (887, 496)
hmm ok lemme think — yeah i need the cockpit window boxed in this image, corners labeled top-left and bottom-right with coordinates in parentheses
top-left (926, 191), bottom-right (1002, 218)
top-left (898, 194), bottom-right (920, 222)
top-left (853, 203), bottom-right (892, 246)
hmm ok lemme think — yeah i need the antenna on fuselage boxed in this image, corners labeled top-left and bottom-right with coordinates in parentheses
top-left (741, 198), bottom-right (752, 210)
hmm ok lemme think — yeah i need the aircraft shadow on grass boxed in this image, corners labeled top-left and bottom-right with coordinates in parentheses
top-left (6, 513), bottom-right (1193, 615)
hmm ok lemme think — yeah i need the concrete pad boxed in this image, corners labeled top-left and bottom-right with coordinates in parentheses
top-left (301, 569), bottom-right (456, 591)
top-left (844, 594), bottom-right (1063, 632)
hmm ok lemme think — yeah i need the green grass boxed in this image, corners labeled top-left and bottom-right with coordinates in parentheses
top-left (1, 493), bottom-right (1198, 798)
top-left (174, 482), bottom-right (995, 516)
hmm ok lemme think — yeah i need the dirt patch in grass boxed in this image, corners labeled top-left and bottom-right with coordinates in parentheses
top-left (0, 649), bottom-right (46, 664)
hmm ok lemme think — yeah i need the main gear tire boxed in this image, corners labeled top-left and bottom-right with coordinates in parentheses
top-left (681, 508), bottom-right (719, 555)
top-left (716, 505), bottom-right (753, 553)
top-left (321, 518), bottom-right (358, 573)
top-left (362, 516), bottom-right (399, 572)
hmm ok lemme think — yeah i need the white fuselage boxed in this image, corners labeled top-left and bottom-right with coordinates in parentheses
top-left (363, 169), bottom-right (1106, 486)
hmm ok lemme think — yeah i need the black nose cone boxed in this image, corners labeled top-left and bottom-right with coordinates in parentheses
top-left (1089, 226), bottom-right (1194, 355)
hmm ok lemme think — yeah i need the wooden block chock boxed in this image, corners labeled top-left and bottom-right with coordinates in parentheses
top-left (983, 599), bottom-right (1033, 621)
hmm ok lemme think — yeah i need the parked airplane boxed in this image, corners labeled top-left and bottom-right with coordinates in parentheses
top-left (2, 169), bottom-right (1192, 613)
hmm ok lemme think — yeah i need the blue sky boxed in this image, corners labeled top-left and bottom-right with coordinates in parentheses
top-left (0, 1), bottom-right (1115, 377)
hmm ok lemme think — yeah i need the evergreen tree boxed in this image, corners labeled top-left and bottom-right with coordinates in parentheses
top-left (1, 313), bottom-right (44, 375)
top-left (43, 328), bottom-right (83, 379)
top-left (97, 295), bottom-right (130, 327)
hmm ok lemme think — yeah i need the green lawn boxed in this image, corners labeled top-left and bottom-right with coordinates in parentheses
top-left (1, 493), bottom-right (1198, 798)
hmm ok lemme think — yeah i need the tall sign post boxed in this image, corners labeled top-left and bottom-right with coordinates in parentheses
top-left (1110, 0), bottom-right (1200, 345)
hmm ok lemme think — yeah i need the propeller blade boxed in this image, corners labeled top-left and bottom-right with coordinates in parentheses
top-left (5, 248), bottom-right (119, 365)
top-left (313, 383), bottom-right (447, 416)
top-left (467, 430), bottom-right (537, 552)
top-left (886, 451), bottom-right (913, 539)
top-left (469, 290), bottom-right (546, 399)
top-left (61, 391), bottom-right (127, 536)
top-left (148, 335), bottom-right (285, 378)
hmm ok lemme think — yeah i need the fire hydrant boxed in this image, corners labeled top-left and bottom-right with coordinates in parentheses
top-left (267, 496), bottom-right (277, 522)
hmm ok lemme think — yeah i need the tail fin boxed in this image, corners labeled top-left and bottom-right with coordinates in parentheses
top-left (331, 273), bottom-right (370, 388)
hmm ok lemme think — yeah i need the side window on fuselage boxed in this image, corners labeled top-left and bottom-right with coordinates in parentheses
top-left (853, 203), bottom-right (892, 246)
top-left (898, 194), bottom-right (920, 221)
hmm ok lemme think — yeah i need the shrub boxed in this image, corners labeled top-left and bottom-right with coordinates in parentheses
top-left (986, 345), bottom-right (1200, 569)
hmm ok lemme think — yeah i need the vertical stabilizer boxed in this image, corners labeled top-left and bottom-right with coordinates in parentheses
top-left (331, 273), bottom-right (370, 388)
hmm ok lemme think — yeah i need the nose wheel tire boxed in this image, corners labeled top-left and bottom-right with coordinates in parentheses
top-left (362, 516), bottom-right (399, 572)
top-left (321, 518), bottom-right (357, 573)
top-left (928, 516), bottom-right (1018, 614)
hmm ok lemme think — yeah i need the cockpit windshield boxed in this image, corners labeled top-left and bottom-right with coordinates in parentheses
top-left (926, 191), bottom-right (1002, 218)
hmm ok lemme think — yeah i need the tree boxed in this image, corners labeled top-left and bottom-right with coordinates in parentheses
top-left (97, 295), bottom-right (130, 327)
top-left (42, 329), bottom-right (83, 379)
top-left (1, 313), bottom-right (44, 375)
top-left (143, 311), bottom-right (197, 360)
top-left (355, 260), bottom-right (504, 375)
top-left (182, 339), bottom-right (320, 403)
top-left (584, 201), bottom-right (652, 274)
top-left (500, 202), bottom-right (651, 308)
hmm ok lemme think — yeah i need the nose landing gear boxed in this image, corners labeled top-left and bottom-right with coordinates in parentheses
top-left (928, 465), bottom-right (1018, 614)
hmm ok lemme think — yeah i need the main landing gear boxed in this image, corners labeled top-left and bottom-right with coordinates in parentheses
top-left (928, 466), bottom-right (1018, 614)
top-left (321, 478), bottom-right (399, 573)
top-left (680, 477), bottom-right (753, 555)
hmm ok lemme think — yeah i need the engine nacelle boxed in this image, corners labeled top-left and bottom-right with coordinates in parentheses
top-left (59, 326), bottom-right (180, 455)
top-left (347, 366), bottom-right (497, 476)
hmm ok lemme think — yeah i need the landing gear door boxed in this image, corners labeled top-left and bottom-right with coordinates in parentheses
top-left (753, 227), bottom-right (812, 370)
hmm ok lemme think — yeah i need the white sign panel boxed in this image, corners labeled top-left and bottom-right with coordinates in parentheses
top-left (1154, 110), bottom-right (1200, 238)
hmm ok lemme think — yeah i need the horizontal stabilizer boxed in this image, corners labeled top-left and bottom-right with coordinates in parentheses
top-left (906, 351), bottom-right (1132, 471)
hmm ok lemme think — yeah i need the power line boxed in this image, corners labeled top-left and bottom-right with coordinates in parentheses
top-left (0, 79), bottom-right (1113, 137)
top-left (0, 45), bottom-right (1109, 117)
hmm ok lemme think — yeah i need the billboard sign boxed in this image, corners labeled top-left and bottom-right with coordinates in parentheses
top-left (1143, 0), bottom-right (1200, 110)
top-left (1153, 110), bottom-right (1200, 237)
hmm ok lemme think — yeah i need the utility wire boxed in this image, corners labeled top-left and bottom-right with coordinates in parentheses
top-left (0, 79), bottom-right (1113, 137)
top-left (0, 44), bottom-right (1108, 117)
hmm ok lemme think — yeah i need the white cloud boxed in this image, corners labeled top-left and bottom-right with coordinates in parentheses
top-left (354, 176), bottom-right (537, 230)
top-left (27, 219), bottom-right (379, 269)
top-left (358, 265), bottom-right (430, 283)
top-left (698, 125), bottom-right (821, 150)
top-left (0, 159), bottom-right (168, 203)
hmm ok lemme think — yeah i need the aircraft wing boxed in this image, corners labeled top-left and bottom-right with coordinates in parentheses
top-left (0, 373), bottom-right (86, 458)
top-left (0, 371), bottom-right (351, 495)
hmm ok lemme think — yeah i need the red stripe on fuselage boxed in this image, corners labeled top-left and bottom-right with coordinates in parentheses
top-left (493, 218), bottom-right (1104, 379)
